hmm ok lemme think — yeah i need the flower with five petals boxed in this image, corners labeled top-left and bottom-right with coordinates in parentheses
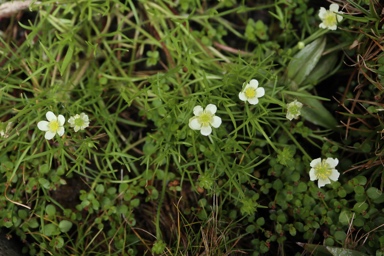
top-left (239, 79), bottom-right (265, 105)
top-left (309, 157), bottom-right (340, 188)
top-left (37, 111), bottom-right (65, 140)
top-left (319, 4), bottom-right (343, 30)
top-left (189, 104), bottom-right (222, 136)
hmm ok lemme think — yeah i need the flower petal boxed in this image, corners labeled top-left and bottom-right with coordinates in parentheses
top-left (189, 117), bottom-right (201, 130)
top-left (325, 158), bottom-right (339, 168)
top-left (318, 178), bottom-right (331, 188)
top-left (57, 127), bottom-right (65, 136)
top-left (329, 3), bottom-right (339, 12)
top-left (68, 117), bottom-right (75, 126)
top-left (46, 111), bottom-right (56, 121)
top-left (205, 104), bottom-right (217, 114)
top-left (310, 158), bottom-right (321, 167)
top-left (239, 92), bottom-right (247, 101)
top-left (37, 121), bottom-right (49, 131)
top-left (81, 113), bottom-right (89, 122)
top-left (210, 116), bottom-right (222, 128)
top-left (45, 131), bottom-right (56, 140)
top-left (337, 14), bottom-right (343, 22)
top-left (200, 126), bottom-right (212, 136)
top-left (328, 25), bottom-right (337, 30)
top-left (247, 97), bottom-right (259, 105)
top-left (57, 115), bottom-right (65, 125)
top-left (329, 169), bottom-right (340, 181)
top-left (309, 169), bottom-right (317, 181)
top-left (318, 7), bottom-right (326, 18)
top-left (193, 106), bottom-right (203, 116)
top-left (286, 113), bottom-right (294, 121)
top-left (249, 79), bottom-right (259, 88)
top-left (256, 87), bottom-right (265, 98)
top-left (319, 23), bottom-right (327, 29)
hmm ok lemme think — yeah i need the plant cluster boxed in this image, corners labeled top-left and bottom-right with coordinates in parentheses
top-left (0, 0), bottom-right (383, 255)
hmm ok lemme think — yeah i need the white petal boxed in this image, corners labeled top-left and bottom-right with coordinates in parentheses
top-left (239, 92), bottom-right (247, 101)
top-left (256, 87), bottom-right (265, 97)
top-left (318, 7), bottom-right (326, 18)
top-left (81, 113), bottom-right (89, 121)
top-left (319, 23), bottom-right (327, 29)
top-left (310, 158), bottom-right (321, 167)
top-left (210, 116), bottom-right (222, 128)
top-left (337, 14), bottom-right (343, 22)
top-left (329, 3), bottom-right (339, 12)
top-left (286, 113), bottom-right (294, 121)
top-left (200, 126), bottom-right (212, 136)
top-left (247, 97), bottom-right (259, 105)
top-left (318, 178), bottom-right (331, 188)
top-left (249, 79), bottom-right (259, 88)
top-left (205, 104), bottom-right (217, 114)
top-left (45, 131), bottom-right (56, 140)
top-left (37, 121), bottom-right (49, 131)
top-left (58, 115), bottom-right (65, 125)
top-left (328, 25), bottom-right (337, 30)
top-left (46, 111), bottom-right (56, 121)
top-left (326, 158), bottom-right (339, 168)
top-left (189, 117), bottom-right (201, 130)
top-left (57, 127), bottom-right (65, 136)
top-left (68, 117), bottom-right (75, 126)
top-left (193, 106), bottom-right (203, 116)
top-left (309, 169), bottom-right (317, 181)
top-left (329, 169), bottom-right (340, 181)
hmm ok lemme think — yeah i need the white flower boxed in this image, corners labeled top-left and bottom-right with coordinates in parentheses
top-left (309, 157), bottom-right (340, 188)
top-left (286, 100), bottom-right (303, 121)
top-left (0, 122), bottom-right (13, 138)
top-left (239, 79), bottom-right (265, 105)
top-left (37, 111), bottom-right (65, 140)
top-left (189, 104), bottom-right (222, 136)
top-left (319, 4), bottom-right (343, 30)
top-left (68, 113), bottom-right (90, 132)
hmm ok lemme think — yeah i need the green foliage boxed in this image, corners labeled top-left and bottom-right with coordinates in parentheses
top-left (0, 0), bottom-right (383, 255)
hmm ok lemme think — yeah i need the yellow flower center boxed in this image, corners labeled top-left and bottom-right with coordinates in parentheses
top-left (198, 112), bottom-right (213, 127)
top-left (245, 87), bottom-right (256, 99)
top-left (323, 11), bottom-right (337, 27)
top-left (314, 160), bottom-right (332, 180)
top-left (48, 120), bottom-right (60, 132)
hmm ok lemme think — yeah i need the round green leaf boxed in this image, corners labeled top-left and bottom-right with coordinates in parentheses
top-left (95, 184), bottom-right (105, 194)
top-left (59, 220), bottom-right (73, 233)
top-left (50, 237), bottom-right (64, 249)
top-left (256, 217), bottom-right (265, 226)
top-left (45, 204), bottom-right (56, 217)
top-left (28, 219), bottom-right (39, 229)
top-left (354, 186), bottom-right (365, 195)
top-left (273, 179), bottom-right (283, 190)
top-left (339, 210), bottom-right (352, 226)
top-left (334, 230), bottom-right (346, 241)
top-left (367, 187), bottom-right (382, 200)
top-left (39, 164), bottom-right (50, 174)
top-left (353, 202), bottom-right (368, 213)
top-left (42, 224), bottom-right (58, 236)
